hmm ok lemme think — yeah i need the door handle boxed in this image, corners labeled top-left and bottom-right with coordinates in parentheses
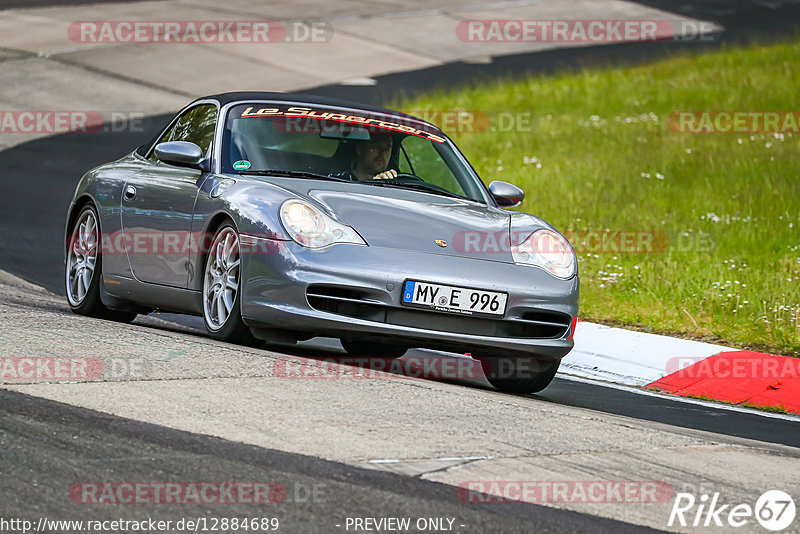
top-left (124, 185), bottom-right (137, 200)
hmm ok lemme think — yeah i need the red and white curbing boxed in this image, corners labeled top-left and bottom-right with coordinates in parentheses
top-left (563, 321), bottom-right (800, 414)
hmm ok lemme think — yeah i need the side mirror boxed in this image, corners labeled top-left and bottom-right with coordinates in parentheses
top-left (488, 181), bottom-right (525, 207)
top-left (154, 141), bottom-right (207, 170)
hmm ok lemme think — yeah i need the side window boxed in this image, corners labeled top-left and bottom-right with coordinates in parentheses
top-left (148, 104), bottom-right (218, 163)
top-left (172, 104), bottom-right (217, 155)
top-left (147, 122), bottom-right (177, 162)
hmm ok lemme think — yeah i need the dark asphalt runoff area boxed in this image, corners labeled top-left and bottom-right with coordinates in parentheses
top-left (1, 1), bottom-right (799, 531)
top-left (0, 390), bottom-right (659, 534)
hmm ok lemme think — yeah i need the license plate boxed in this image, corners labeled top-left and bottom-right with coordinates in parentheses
top-left (401, 280), bottom-right (507, 317)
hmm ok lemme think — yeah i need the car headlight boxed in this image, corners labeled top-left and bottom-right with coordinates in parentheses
top-left (511, 229), bottom-right (577, 279)
top-left (279, 199), bottom-right (366, 249)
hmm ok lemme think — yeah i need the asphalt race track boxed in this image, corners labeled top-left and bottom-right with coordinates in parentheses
top-left (1, 390), bottom-right (654, 534)
top-left (2, 1), bottom-right (800, 532)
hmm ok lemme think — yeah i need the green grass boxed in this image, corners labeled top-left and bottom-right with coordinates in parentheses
top-left (394, 39), bottom-right (800, 357)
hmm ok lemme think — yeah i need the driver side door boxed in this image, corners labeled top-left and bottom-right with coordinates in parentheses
top-left (120, 103), bottom-right (217, 288)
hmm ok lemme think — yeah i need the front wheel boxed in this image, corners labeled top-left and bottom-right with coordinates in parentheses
top-left (202, 223), bottom-right (255, 344)
top-left (477, 357), bottom-right (560, 394)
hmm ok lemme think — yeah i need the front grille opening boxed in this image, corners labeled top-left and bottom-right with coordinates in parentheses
top-left (306, 285), bottom-right (368, 300)
top-left (520, 310), bottom-right (571, 326)
top-left (517, 310), bottom-right (571, 338)
top-left (306, 284), bottom-right (386, 322)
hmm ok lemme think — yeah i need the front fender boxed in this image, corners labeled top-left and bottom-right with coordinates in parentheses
top-left (188, 177), bottom-right (295, 290)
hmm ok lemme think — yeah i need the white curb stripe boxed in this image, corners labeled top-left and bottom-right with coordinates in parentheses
top-left (562, 322), bottom-right (735, 386)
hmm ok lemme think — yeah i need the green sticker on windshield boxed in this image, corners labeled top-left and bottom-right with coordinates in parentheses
top-left (233, 160), bottom-right (251, 171)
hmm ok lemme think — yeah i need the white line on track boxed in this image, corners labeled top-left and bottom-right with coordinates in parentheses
top-left (368, 456), bottom-right (494, 464)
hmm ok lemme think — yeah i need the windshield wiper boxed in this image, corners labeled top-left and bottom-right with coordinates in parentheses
top-left (369, 181), bottom-right (468, 200)
top-left (239, 169), bottom-right (351, 182)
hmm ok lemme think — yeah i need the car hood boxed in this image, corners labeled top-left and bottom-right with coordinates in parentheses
top-left (317, 191), bottom-right (515, 261)
top-left (260, 177), bottom-right (519, 261)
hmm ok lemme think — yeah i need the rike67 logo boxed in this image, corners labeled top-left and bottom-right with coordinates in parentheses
top-left (669, 490), bottom-right (796, 531)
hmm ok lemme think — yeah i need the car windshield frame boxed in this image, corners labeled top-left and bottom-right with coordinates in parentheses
top-left (216, 101), bottom-right (492, 204)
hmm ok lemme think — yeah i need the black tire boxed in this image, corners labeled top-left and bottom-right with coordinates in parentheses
top-left (340, 340), bottom-right (408, 359)
top-left (478, 356), bottom-right (560, 394)
top-left (202, 222), bottom-right (256, 344)
top-left (65, 204), bottom-right (137, 323)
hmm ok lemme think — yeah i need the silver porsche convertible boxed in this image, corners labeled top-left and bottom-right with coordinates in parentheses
top-left (65, 92), bottom-right (579, 393)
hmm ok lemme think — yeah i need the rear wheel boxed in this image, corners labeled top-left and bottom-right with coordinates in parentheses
top-left (65, 204), bottom-right (137, 322)
top-left (478, 356), bottom-right (560, 394)
top-left (202, 223), bottom-right (255, 344)
top-left (340, 340), bottom-right (408, 359)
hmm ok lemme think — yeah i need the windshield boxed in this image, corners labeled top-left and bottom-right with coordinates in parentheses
top-left (221, 103), bottom-right (487, 202)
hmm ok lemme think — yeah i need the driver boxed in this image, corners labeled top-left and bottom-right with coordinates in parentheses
top-left (339, 133), bottom-right (398, 181)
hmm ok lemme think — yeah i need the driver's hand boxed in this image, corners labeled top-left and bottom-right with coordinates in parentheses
top-left (372, 169), bottom-right (397, 180)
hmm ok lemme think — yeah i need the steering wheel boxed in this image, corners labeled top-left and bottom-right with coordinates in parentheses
top-left (372, 172), bottom-right (454, 195)
top-left (390, 172), bottom-right (425, 183)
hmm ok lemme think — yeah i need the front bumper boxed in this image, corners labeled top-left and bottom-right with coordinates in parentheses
top-left (240, 240), bottom-right (579, 360)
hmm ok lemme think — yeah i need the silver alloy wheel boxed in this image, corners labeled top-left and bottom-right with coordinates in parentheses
top-left (203, 227), bottom-right (241, 331)
top-left (66, 209), bottom-right (98, 306)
